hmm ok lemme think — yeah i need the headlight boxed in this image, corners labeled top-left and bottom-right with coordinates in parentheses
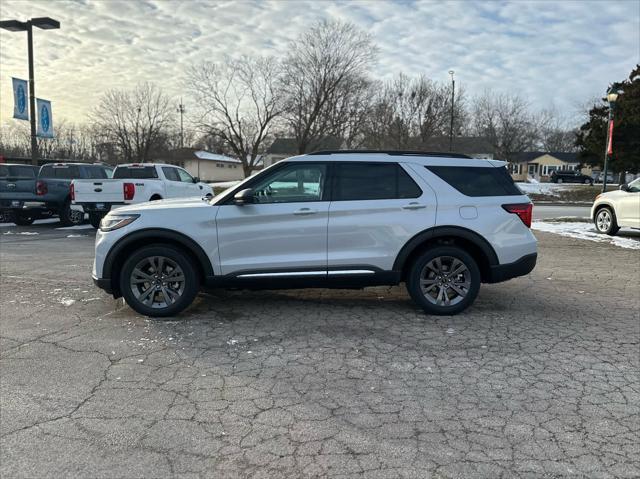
top-left (99, 214), bottom-right (139, 232)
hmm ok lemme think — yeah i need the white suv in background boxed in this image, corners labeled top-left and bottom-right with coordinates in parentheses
top-left (592, 178), bottom-right (640, 235)
top-left (92, 151), bottom-right (538, 317)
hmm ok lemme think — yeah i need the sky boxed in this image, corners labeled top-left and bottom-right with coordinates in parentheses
top-left (1, 0), bottom-right (638, 128)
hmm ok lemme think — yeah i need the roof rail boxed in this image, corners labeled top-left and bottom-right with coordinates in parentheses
top-left (307, 149), bottom-right (472, 159)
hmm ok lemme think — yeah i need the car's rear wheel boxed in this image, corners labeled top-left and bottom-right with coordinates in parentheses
top-left (557, 178), bottom-right (563, 184)
top-left (584, 178), bottom-right (591, 184)
top-left (60, 200), bottom-right (84, 227)
top-left (594, 207), bottom-right (620, 235)
top-left (406, 246), bottom-right (481, 316)
top-left (13, 211), bottom-right (35, 226)
top-left (120, 245), bottom-right (199, 317)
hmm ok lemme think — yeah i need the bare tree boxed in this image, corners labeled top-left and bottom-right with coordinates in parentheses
top-left (188, 56), bottom-right (283, 177)
top-left (281, 20), bottom-right (377, 153)
top-left (538, 108), bottom-right (578, 152)
top-left (472, 91), bottom-right (540, 160)
top-left (362, 74), bottom-right (466, 150)
top-left (91, 82), bottom-right (174, 164)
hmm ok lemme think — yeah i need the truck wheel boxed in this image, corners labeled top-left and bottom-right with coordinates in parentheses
top-left (89, 212), bottom-right (104, 229)
top-left (120, 245), bottom-right (199, 317)
top-left (60, 200), bottom-right (84, 227)
top-left (14, 212), bottom-right (35, 226)
top-left (406, 246), bottom-right (481, 316)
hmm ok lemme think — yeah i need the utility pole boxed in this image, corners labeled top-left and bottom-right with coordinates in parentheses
top-left (177, 100), bottom-right (185, 149)
top-left (448, 70), bottom-right (455, 152)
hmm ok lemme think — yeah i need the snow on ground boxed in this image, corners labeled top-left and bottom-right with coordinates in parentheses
top-left (516, 182), bottom-right (574, 196)
top-left (0, 218), bottom-right (58, 228)
top-left (55, 224), bottom-right (94, 230)
top-left (532, 221), bottom-right (640, 250)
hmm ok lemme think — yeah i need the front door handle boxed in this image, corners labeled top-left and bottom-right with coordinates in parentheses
top-left (402, 202), bottom-right (427, 210)
top-left (293, 208), bottom-right (317, 215)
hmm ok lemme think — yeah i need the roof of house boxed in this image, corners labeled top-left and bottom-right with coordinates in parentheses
top-left (160, 148), bottom-right (241, 163)
top-left (511, 151), bottom-right (579, 164)
top-left (266, 137), bottom-right (342, 155)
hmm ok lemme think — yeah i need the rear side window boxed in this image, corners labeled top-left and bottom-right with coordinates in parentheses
top-left (333, 163), bottom-right (422, 201)
top-left (113, 166), bottom-right (158, 179)
top-left (426, 166), bottom-right (522, 197)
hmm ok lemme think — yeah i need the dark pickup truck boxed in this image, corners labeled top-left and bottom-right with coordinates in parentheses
top-left (0, 164), bottom-right (49, 225)
top-left (0, 162), bottom-right (113, 226)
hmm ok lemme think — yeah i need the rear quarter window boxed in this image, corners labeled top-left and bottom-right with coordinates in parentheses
top-left (426, 165), bottom-right (522, 197)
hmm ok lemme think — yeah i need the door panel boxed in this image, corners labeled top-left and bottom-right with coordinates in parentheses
top-left (618, 192), bottom-right (640, 227)
top-left (328, 162), bottom-right (437, 271)
top-left (215, 162), bottom-right (329, 275)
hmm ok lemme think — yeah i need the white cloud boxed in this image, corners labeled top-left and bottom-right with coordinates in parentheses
top-left (0, 0), bottom-right (637, 127)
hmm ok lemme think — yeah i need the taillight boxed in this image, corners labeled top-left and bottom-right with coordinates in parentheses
top-left (502, 203), bottom-right (532, 228)
top-left (70, 182), bottom-right (75, 201)
top-left (36, 180), bottom-right (48, 196)
top-left (123, 182), bottom-right (135, 201)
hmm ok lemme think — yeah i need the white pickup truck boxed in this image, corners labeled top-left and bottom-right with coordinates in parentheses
top-left (72, 163), bottom-right (212, 228)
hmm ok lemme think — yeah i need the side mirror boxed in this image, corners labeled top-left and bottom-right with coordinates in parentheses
top-left (193, 176), bottom-right (200, 183)
top-left (234, 188), bottom-right (254, 205)
top-left (620, 183), bottom-right (629, 192)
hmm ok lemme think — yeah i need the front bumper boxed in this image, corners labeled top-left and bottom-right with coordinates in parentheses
top-left (487, 253), bottom-right (537, 283)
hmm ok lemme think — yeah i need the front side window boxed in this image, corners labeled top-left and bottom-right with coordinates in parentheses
top-left (177, 168), bottom-right (194, 183)
top-left (249, 163), bottom-right (327, 204)
top-left (333, 163), bottom-right (422, 201)
top-left (426, 165), bottom-right (522, 197)
top-left (627, 178), bottom-right (640, 193)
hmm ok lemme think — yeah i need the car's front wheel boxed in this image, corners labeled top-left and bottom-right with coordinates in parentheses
top-left (594, 207), bottom-right (620, 236)
top-left (406, 246), bottom-right (481, 316)
top-left (120, 245), bottom-right (199, 317)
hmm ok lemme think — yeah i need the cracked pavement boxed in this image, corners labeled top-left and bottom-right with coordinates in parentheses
top-left (1, 226), bottom-right (639, 478)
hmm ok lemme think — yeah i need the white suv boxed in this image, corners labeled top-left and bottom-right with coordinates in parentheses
top-left (592, 178), bottom-right (640, 235)
top-left (92, 151), bottom-right (537, 317)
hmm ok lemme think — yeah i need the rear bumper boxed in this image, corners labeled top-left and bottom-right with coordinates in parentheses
top-left (486, 253), bottom-right (537, 283)
top-left (92, 275), bottom-right (113, 294)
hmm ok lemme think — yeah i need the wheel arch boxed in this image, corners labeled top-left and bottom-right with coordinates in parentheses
top-left (393, 226), bottom-right (499, 283)
top-left (592, 202), bottom-right (616, 220)
top-left (103, 228), bottom-right (214, 297)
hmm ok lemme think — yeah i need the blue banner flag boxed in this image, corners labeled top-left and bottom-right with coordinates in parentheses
top-left (36, 98), bottom-right (54, 138)
top-left (12, 78), bottom-right (29, 120)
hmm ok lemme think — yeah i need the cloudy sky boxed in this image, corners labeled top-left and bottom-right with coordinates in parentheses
top-left (1, 0), bottom-right (638, 127)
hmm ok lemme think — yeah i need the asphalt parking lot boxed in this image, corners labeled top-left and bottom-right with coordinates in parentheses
top-left (1, 224), bottom-right (639, 478)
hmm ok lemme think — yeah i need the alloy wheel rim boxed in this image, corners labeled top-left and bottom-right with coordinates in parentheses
top-left (597, 211), bottom-right (611, 231)
top-left (130, 256), bottom-right (185, 309)
top-left (69, 207), bottom-right (84, 224)
top-left (419, 256), bottom-right (471, 306)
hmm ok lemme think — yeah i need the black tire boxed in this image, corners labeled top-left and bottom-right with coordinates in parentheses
top-left (557, 178), bottom-right (563, 184)
top-left (59, 200), bottom-right (84, 227)
top-left (13, 212), bottom-right (35, 226)
top-left (150, 195), bottom-right (162, 201)
top-left (406, 246), bottom-right (481, 316)
top-left (120, 244), bottom-right (199, 317)
top-left (584, 178), bottom-right (591, 185)
top-left (594, 206), bottom-right (620, 236)
top-left (1, 210), bottom-right (15, 223)
top-left (89, 212), bottom-right (104, 229)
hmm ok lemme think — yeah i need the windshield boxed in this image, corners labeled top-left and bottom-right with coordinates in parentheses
top-left (627, 178), bottom-right (640, 192)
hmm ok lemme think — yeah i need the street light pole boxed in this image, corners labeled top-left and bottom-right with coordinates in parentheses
top-left (448, 70), bottom-right (455, 152)
top-left (26, 21), bottom-right (38, 166)
top-left (177, 100), bottom-right (185, 149)
top-left (601, 83), bottom-right (621, 193)
top-left (0, 17), bottom-right (60, 166)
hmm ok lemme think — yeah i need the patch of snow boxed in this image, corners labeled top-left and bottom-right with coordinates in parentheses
top-left (516, 182), bottom-right (573, 196)
top-left (66, 234), bottom-right (88, 238)
top-left (0, 218), bottom-right (58, 228)
top-left (194, 151), bottom-right (241, 163)
top-left (59, 298), bottom-right (76, 306)
top-left (56, 224), bottom-right (94, 230)
top-left (532, 221), bottom-right (640, 249)
top-left (227, 339), bottom-right (239, 345)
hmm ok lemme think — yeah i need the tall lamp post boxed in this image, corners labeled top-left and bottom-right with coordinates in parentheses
top-left (448, 70), bottom-right (455, 152)
top-left (601, 83), bottom-right (622, 193)
top-left (0, 17), bottom-right (60, 166)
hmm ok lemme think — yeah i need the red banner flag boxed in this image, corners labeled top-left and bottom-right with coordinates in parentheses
top-left (606, 119), bottom-right (614, 155)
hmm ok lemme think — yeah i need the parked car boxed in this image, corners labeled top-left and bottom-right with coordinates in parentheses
top-left (72, 163), bottom-right (212, 228)
top-left (0, 163), bottom-right (51, 225)
top-left (591, 171), bottom-right (615, 184)
top-left (591, 178), bottom-right (640, 235)
top-left (550, 170), bottom-right (593, 185)
top-left (35, 163), bottom-right (114, 226)
top-left (91, 150), bottom-right (538, 317)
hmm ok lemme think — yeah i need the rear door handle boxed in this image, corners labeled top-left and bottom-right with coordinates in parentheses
top-left (293, 208), bottom-right (317, 215)
top-left (402, 202), bottom-right (427, 210)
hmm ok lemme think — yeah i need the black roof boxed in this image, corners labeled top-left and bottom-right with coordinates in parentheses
top-left (511, 151), bottom-right (579, 163)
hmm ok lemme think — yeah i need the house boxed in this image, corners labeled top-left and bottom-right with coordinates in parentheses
top-left (264, 137), bottom-right (343, 167)
top-left (508, 152), bottom-right (591, 182)
top-left (157, 148), bottom-right (244, 182)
